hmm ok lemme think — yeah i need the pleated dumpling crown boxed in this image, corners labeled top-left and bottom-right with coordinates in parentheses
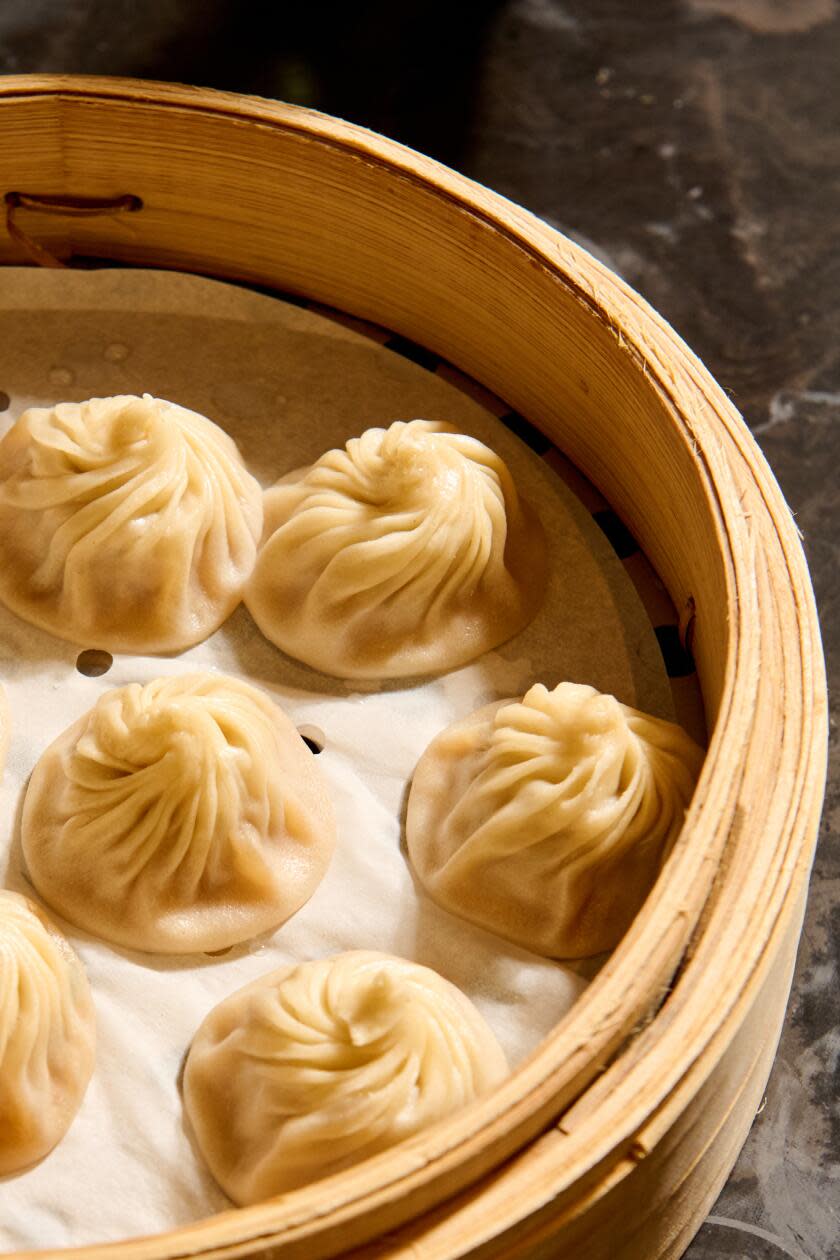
top-left (21, 673), bottom-right (336, 953)
top-left (0, 394), bottom-right (263, 651)
top-left (0, 892), bottom-right (95, 1175)
top-left (246, 419), bottom-right (547, 678)
top-left (407, 682), bottom-right (705, 958)
top-left (183, 951), bottom-right (508, 1203)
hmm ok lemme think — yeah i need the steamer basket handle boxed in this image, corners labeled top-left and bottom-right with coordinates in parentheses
top-left (4, 191), bottom-right (143, 268)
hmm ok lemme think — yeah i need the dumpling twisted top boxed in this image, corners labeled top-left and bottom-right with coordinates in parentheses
top-left (407, 682), bottom-right (705, 958)
top-left (21, 674), bottom-right (336, 954)
top-left (245, 420), bottom-right (547, 678)
top-left (0, 394), bottom-right (263, 652)
top-left (0, 891), bottom-right (95, 1175)
top-left (183, 951), bottom-right (508, 1203)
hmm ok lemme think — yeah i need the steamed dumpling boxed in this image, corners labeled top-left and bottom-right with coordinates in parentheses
top-left (245, 419), bottom-right (547, 678)
top-left (21, 674), bottom-right (336, 954)
top-left (407, 682), bottom-right (704, 959)
top-left (0, 394), bottom-right (263, 652)
top-left (0, 892), bottom-right (95, 1174)
top-left (183, 951), bottom-right (508, 1203)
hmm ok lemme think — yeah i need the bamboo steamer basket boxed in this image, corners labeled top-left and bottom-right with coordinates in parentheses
top-left (0, 76), bottom-right (827, 1260)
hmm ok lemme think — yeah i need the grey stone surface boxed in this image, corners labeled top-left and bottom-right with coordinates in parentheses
top-left (0, 2), bottom-right (836, 1256)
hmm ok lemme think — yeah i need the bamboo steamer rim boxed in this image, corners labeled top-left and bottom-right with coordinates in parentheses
top-left (0, 77), bottom-right (827, 1259)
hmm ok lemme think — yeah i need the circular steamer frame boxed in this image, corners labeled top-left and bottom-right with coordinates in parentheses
top-left (0, 77), bottom-right (827, 1260)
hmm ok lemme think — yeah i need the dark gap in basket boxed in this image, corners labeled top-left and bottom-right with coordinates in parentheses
top-left (498, 410), bottom-right (552, 455)
top-left (54, 257), bottom-right (125, 271)
top-left (76, 649), bottom-right (113, 678)
top-left (275, 290), bottom-right (311, 308)
top-left (243, 279), bottom-right (312, 307)
top-left (654, 626), bottom-right (695, 678)
top-left (593, 509), bottom-right (640, 559)
top-left (0, 391), bottom-right (9, 411)
top-left (384, 334), bottom-right (441, 372)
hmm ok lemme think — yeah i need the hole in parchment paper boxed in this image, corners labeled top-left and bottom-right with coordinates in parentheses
top-left (204, 946), bottom-right (233, 957)
top-left (0, 391), bottom-right (9, 411)
top-left (76, 649), bottom-right (113, 677)
top-left (298, 725), bottom-right (325, 755)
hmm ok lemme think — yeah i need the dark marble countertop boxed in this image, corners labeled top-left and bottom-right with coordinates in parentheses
top-left (0, 2), bottom-right (837, 1257)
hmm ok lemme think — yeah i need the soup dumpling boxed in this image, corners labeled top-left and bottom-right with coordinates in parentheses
top-left (0, 892), bottom-right (95, 1174)
top-left (21, 673), bottom-right (336, 954)
top-left (407, 682), bottom-right (704, 958)
top-left (183, 951), bottom-right (508, 1203)
top-left (0, 394), bottom-right (263, 652)
top-left (245, 419), bottom-right (547, 678)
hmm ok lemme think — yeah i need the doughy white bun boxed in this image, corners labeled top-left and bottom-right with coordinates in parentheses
top-left (0, 891), bottom-right (95, 1175)
top-left (0, 394), bottom-right (263, 652)
top-left (21, 673), bottom-right (336, 954)
top-left (245, 419), bottom-right (547, 678)
top-left (407, 682), bottom-right (704, 959)
top-left (183, 951), bottom-right (509, 1204)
